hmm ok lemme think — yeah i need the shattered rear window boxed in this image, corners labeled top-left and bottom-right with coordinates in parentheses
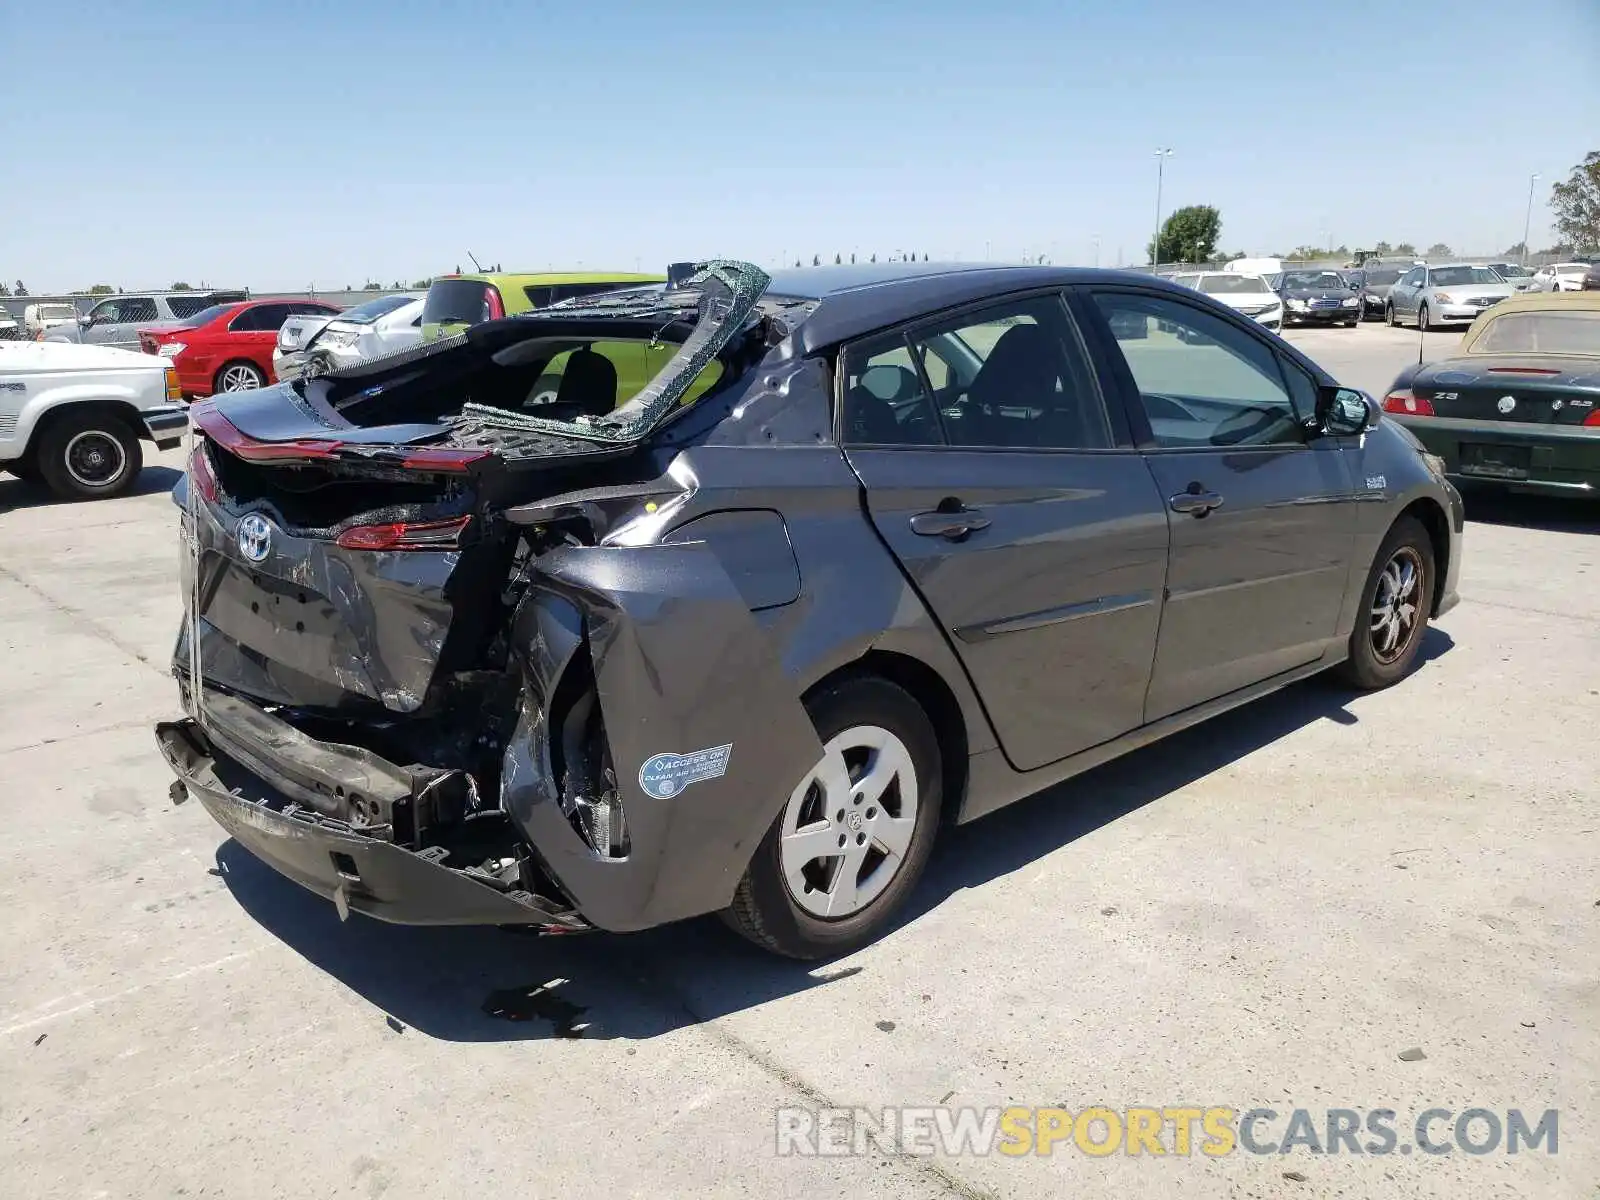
top-left (450, 260), bottom-right (769, 445)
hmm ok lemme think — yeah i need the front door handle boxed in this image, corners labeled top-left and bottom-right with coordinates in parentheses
top-left (1170, 489), bottom-right (1224, 516)
top-left (909, 507), bottom-right (990, 539)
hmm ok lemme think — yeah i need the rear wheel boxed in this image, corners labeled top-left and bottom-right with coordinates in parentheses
top-left (35, 410), bottom-right (143, 501)
top-left (1336, 516), bottom-right (1435, 690)
top-left (214, 360), bottom-right (266, 393)
top-left (1417, 302), bottom-right (1431, 332)
top-left (724, 675), bottom-right (941, 959)
top-left (1384, 302), bottom-right (1397, 327)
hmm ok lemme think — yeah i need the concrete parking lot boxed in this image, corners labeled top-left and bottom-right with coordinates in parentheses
top-left (2, 322), bottom-right (1596, 1199)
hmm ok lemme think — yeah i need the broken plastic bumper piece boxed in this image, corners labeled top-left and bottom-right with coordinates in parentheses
top-left (154, 715), bottom-right (587, 930)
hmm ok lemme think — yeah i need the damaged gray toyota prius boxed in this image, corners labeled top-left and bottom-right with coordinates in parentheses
top-left (156, 259), bottom-right (1464, 958)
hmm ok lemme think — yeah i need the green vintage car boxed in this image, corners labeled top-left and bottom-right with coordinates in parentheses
top-left (418, 270), bottom-right (720, 405)
top-left (1381, 293), bottom-right (1600, 497)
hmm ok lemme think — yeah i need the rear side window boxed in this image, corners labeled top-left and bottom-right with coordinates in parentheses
top-left (842, 295), bottom-right (1114, 451)
top-left (230, 303), bottom-right (292, 332)
top-left (842, 333), bottom-right (945, 446)
top-left (167, 295), bottom-right (214, 319)
top-left (422, 280), bottom-right (493, 325)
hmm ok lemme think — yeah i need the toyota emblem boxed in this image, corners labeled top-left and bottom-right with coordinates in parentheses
top-left (1497, 395), bottom-right (1516, 414)
top-left (236, 513), bottom-right (273, 562)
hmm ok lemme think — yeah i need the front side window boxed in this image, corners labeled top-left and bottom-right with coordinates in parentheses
top-left (1093, 292), bottom-right (1308, 448)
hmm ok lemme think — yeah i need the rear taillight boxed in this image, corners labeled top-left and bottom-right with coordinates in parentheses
top-left (398, 446), bottom-right (491, 471)
top-left (334, 516), bottom-right (470, 551)
top-left (1383, 389), bottom-right (1435, 416)
top-left (1584, 410), bottom-right (1600, 428)
top-left (188, 441), bottom-right (219, 503)
top-left (484, 286), bottom-right (505, 320)
top-left (165, 364), bottom-right (183, 401)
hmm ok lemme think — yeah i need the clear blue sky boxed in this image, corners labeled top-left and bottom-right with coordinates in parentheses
top-left (1, 0), bottom-right (1596, 291)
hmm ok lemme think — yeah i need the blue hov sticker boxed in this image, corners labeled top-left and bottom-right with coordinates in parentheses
top-left (638, 744), bottom-right (733, 799)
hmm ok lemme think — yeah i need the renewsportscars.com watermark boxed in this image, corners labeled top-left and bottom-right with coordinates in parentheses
top-left (775, 1105), bottom-right (1559, 1159)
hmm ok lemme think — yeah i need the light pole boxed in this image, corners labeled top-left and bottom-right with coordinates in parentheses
top-left (1151, 148), bottom-right (1174, 267)
top-left (1521, 173), bottom-right (1540, 266)
top-left (1092, 234), bottom-right (1102, 268)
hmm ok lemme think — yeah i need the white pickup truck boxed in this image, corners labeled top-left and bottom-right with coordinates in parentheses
top-left (0, 342), bottom-right (189, 501)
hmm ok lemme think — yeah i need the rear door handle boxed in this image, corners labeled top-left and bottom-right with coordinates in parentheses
top-left (909, 507), bottom-right (990, 539)
top-left (1170, 490), bottom-right (1224, 516)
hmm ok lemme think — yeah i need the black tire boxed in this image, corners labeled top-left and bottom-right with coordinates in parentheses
top-left (1385, 303), bottom-right (1397, 327)
top-left (1336, 516), bottom-right (1435, 690)
top-left (1343, 319), bottom-right (1357, 327)
top-left (35, 410), bottom-right (143, 502)
top-left (213, 360), bottom-right (266, 393)
top-left (723, 674), bottom-right (942, 959)
top-left (1417, 302), bottom-right (1431, 333)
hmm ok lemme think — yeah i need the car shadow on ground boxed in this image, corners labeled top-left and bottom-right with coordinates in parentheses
top-left (0, 466), bottom-right (180, 514)
top-left (1458, 486), bottom-right (1600, 534)
top-left (213, 628), bottom-right (1455, 1045)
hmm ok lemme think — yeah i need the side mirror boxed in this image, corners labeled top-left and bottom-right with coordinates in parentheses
top-left (1318, 386), bottom-right (1378, 436)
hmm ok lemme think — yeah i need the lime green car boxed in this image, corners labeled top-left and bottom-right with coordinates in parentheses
top-left (419, 271), bottom-right (722, 407)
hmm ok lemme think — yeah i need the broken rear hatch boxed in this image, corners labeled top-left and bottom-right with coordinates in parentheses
top-left (171, 260), bottom-right (770, 716)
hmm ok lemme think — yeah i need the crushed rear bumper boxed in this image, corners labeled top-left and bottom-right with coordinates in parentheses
top-left (155, 713), bottom-right (586, 929)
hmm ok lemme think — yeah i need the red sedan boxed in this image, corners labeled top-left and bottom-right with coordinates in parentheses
top-left (140, 298), bottom-right (341, 396)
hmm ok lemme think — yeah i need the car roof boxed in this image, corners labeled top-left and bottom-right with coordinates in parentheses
top-left (776, 263), bottom-right (1198, 354)
top-left (435, 271), bottom-right (667, 287)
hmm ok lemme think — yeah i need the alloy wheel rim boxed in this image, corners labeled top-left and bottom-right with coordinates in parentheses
top-left (63, 430), bottom-right (126, 487)
top-left (221, 365), bottom-right (260, 391)
top-left (779, 724), bottom-right (919, 919)
top-left (1371, 547), bottom-right (1423, 664)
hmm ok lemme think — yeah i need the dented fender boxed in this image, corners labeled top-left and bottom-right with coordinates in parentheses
top-left (502, 542), bottom-right (823, 932)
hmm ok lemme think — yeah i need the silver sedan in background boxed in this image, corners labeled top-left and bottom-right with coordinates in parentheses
top-left (1168, 270), bottom-right (1284, 330)
top-left (1384, 263), bottom-right (1517, 330)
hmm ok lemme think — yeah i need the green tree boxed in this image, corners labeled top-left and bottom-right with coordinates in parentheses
top-left (14, 280), bottom-right (28, 296)
top-left (1426, 242), bottom-right (1452, 257)
top-left (87, 284), bottom-right (114, 295)
top-left (409, 278), bottom-right (433, 289)
top-left (0, 283), bottom-right (9, 297)
top-left (1148, 204), bottom-right (1222, 264)
top-left (1550, 150), bottom-right (1600, 251)
top-left (834, 253), bottom-right (841, 264)
top-left (1394, 243), bottom-right (1417, 255)
top-left (170, 281), bottom-right (191, 291)
top-left (1371, 241), bottom-right (1393, 257)
top-left (1502, 241), bottom-right (1527, 258)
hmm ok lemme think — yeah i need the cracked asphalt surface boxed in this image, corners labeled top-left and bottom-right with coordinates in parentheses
top-left (2, 324), bottom-right (1596, 1198)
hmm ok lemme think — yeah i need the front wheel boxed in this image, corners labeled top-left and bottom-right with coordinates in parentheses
top-left (1418, 303), bottom-right (1431, 332)
top-left (35, 411), bottom-right (143, 501)
top-left (724, 675), bottom-right (941, 959)
top-left (1336, 516), bottom-right (1435, 689)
